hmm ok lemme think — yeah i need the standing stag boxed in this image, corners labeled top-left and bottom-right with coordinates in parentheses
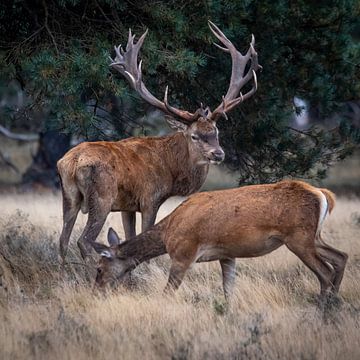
top-left (93, 181), bottom-right (348, 301)
top-left (57, 21), bottom-right (261, 262)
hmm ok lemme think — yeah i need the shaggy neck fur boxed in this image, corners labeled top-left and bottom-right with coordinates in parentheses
top-left (116, 223), bottom-right (167, 266)
top-left (163, 132), bottom-right (209, 196)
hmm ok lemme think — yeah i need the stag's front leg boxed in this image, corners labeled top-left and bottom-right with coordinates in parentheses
top-left (141, 206), bottom-right (158, 233)
top-left (140, 206), bottom-right (158, 264)
top-left (121, 211), bottom-right (136, 240)
top-left (220, 258), bottom-right (236, 301)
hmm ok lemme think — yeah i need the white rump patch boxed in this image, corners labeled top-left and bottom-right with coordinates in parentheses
top-left (317, 191), bottom-right (328, 235)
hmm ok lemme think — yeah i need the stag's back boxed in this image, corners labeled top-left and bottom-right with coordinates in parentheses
top-left (57, 133), bottom-right (210, 214)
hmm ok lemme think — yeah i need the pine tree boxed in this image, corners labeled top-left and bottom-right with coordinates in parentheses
top-left (0, 0), bottom-right (359, 184)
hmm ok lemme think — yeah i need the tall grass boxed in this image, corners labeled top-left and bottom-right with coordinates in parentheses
top-left (0, 192), bottom-right (360, 359)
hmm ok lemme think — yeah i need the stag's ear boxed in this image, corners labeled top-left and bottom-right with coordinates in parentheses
top-left (107, 227), bottom-right (122, 246)
top-left (165, 116), bottom-right (188, 132)
top-left (93, 242), bottom-right (112, 257)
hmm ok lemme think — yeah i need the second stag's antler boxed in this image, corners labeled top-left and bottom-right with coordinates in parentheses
top-left (110, 22), bottom-right (261, 123)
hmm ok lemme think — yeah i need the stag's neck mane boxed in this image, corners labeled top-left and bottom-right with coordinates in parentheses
top-left (163, 132), bottom-right (209, 196)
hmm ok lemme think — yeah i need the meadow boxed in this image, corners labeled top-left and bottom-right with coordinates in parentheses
top-left (0, 190), bottom-right (360, 359)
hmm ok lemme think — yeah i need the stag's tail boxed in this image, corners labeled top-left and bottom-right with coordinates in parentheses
top-left (320, 188), bottom-right (336, 214)
top-left (315, 187), bottom-right (335, 237)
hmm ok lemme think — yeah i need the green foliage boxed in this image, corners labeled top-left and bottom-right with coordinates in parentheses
top-left (0, 0), bottom-right (359, 183)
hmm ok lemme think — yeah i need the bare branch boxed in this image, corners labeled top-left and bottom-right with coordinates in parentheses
top-left (0, 124), bottom-right (39, 141)
top-left (42, 0), bottom-right (59, 55)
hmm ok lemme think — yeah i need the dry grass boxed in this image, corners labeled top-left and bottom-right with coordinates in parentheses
top-left (0, 192), bottom-right (360, 360)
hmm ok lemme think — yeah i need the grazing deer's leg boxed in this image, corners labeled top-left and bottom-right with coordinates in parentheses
top-left (164, 261), bottom-right (190, 294)
top-left (316, 239), bottom-right (348, 294)
top-left (121, 211), bottom-right (136, 240)
top-left (286, 240), bottom-right (335, 299)
top-left (220, 258), bottom-right (236, 300)
top-left (59, 189), bottom-right (81, 264)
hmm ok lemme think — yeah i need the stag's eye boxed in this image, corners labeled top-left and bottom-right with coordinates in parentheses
top-left (191, 134), bottom-right (199, 141)
top-left (97, 268), bottom-right (103, 275)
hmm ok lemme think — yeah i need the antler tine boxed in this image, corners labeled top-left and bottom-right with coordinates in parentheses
top-left (223, 70), bottom-right (257, 112)
top-left (241, 70), bottom-right (258, 101)
top-left (208, 20), bottom-right (235, 50)
top-left (137, 59), bottom-right (143, 83)
top-left (126, 29), bottom-right (136, 51)
top-left (110, 29), bottom-right (199, 123)
top-left (113, 45), bottom-right (122, 62)
top-left (164, 85), bottom-right (169, 104)
top-left (163, 85), bottom-right (199, 121)
top-left (213, 42), bottom-right (230, 53)
top-left (134, 29), bottom-right (148, 50)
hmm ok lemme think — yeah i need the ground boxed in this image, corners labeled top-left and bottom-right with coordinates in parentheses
top-left (0, 191), bottom-right (360, 359)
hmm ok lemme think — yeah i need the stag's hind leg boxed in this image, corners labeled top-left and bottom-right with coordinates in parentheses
top-left (316, 238), bottom-right (348, 294)
top-left (77, 197), bottom-right (111, 260)
top-left (59, 184), bottom-right (81, 264)
top-left (286, 239), bottom-right (335, 299)
top-left (76, 166), bottom-right (116, 260)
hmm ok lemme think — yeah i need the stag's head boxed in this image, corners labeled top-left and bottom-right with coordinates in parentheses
top-left (165, 106), bottom-right (224, 164)
top-left (109, 21), bottom-right (261, 165)
top-left (93, 228), bottom-right (132, 289)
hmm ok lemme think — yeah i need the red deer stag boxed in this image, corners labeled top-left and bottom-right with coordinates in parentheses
top-left (93, 180), bottom-right (348, 301)
top-left (57, 21), bottom-right (261, 262)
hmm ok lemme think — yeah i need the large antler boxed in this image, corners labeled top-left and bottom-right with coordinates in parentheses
top-left (208, 21), bottom-right (261, 121)
top-left (109, 29), bottom-right (199, 123)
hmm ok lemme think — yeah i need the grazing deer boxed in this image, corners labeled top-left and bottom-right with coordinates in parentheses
top-left (57, 21), bottom-right (261, 262)
top-left (93, 180), bottom-right (348, 301)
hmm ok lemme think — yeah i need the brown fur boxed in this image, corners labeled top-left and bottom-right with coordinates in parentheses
top-left (57, 120), bottom-right (224, 261)
top-left (94, 180), bottom-right (348, 301)
top-left (69, 22), bottom-right (260, 262)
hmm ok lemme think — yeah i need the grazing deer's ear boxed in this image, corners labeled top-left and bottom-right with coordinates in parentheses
top-left (93, 242), bottom-right (110, 254)
top-left (108, 227), bottom-right (121, 246)
top-left (100, 250), bottom-right (113, 259)
top-left (165, 116), bottom-right (188, 132)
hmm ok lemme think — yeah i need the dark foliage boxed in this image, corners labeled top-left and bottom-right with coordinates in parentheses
top-left (0, 0), bottom-right (359, 184)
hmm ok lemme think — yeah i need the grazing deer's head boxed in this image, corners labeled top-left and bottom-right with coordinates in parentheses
top-left (110, 21), bottom-right (261, 165)
top-left (93, 228), bottom-right (131, 288)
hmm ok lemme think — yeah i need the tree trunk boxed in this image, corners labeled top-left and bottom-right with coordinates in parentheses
top-left (22, 131), bottom-right (70, 188)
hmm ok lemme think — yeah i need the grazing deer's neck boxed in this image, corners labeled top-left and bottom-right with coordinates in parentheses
top-left (117, 223), bottom-right (167, 265)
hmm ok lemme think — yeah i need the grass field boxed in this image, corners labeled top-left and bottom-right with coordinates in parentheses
top-left (0, 191), bottom-right (360, 359)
